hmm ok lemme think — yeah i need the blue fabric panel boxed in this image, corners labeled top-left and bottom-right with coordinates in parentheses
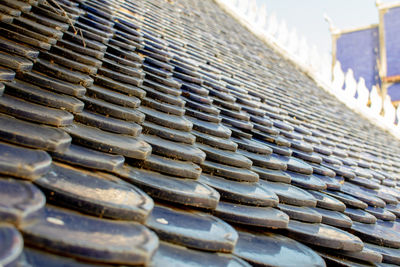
top-left (336, 27), bottom-right (380, 91)
top-left (384, 6), bottom-right (400, 77)
top-left (387, 82), bottom-right (400, 101)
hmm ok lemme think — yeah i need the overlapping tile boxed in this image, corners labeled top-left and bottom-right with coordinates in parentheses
top-left (1, 0), bottom-right (400, 265)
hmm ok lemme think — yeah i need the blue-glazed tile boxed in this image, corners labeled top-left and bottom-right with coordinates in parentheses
top-left (0, 224), bottom-right (23, 266)
top-left (233, 230), bottom-right (325, 267)
top-left (35, 163), bottom-right (153, 222)
top-left (21, 205), bottom-right (158, 265)
top-left (145, 203), bottom-right (237, 252)
top-left (150, 241), bottom-right (250, 267)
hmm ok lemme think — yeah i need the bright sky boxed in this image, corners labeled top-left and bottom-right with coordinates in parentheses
top-left (256, 0), bottom-right (397, 56)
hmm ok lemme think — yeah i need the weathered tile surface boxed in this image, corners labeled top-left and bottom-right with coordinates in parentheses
top-left (1, 0), bottom-right (400, 264)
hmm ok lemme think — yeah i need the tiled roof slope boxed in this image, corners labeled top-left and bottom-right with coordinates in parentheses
top-left (1, 0), bottom-right (400, 266)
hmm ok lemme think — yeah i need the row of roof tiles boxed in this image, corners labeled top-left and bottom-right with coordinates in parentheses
top-left (1, 0), bottom-right (400, 266)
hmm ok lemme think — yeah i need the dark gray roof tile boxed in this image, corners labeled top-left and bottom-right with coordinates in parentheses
top-left (0, 224), bottom-right (23, 266)
top-left (233, 230), bottom-right (325, 267)
top-left (278, 203), bottom-right (322, 223)
top-left (74, 110), bottom-right (142, 136)
top-left (51, 144), bottom-right (124, 172)
top-left (146, 203), bottom-right (237, 252)
top-left (21, 205), bottom-right (158, 265)
top-left (64, 123), bottom-right (150, 159)
top-left (0, 178), bottom-right (45, 225)
top-left (0, 141), bottom-right (52, 179)
top-left (214, 201), bottom-right (289, 229)
top-left (199, 174), bottom-right (278, 207)
top-left (0, 114), bottom-right (71, 152)
top-left (0, 94), bottom-right (73, 127)
top-left (287, 220), bottom-right (363, 251)
top-left (117, 165), bottom-right (220, 209)
top-left (35, 162), bottom-right (153, 222)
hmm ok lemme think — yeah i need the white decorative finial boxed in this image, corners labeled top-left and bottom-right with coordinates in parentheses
top-left (332, 61), bottom-right (345, 92)
top-left (344, 69), bottom-right (357, 99)
top-left (383, 95), bottom-right (396, 124)
top-left (356, 78), bottom-right (369, 108)
top-left (396, 105), bottom-right (400, 126)
top-left (324, 13), bottom-right (339, 34)
top-left (256, 3), bottom-right (267, 29)
top-left (375, 0), bottom-right (382, 7)
top-left (370, 85), bottom-right (382, 115)
top-left (320, 53), bottom-right (332, 84)
top-left (287, 28), bottom-right (299, 54)
top-left (309, 45), bottom-right (320, 72)
top-left (246, 0), bottom-right (258, 24)
top-left (277, 20), bottom-right (289, 46)
top-left (298, 36), bottom-right (309, 64)
top-left (267, 12), bottom-right (278, 37)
